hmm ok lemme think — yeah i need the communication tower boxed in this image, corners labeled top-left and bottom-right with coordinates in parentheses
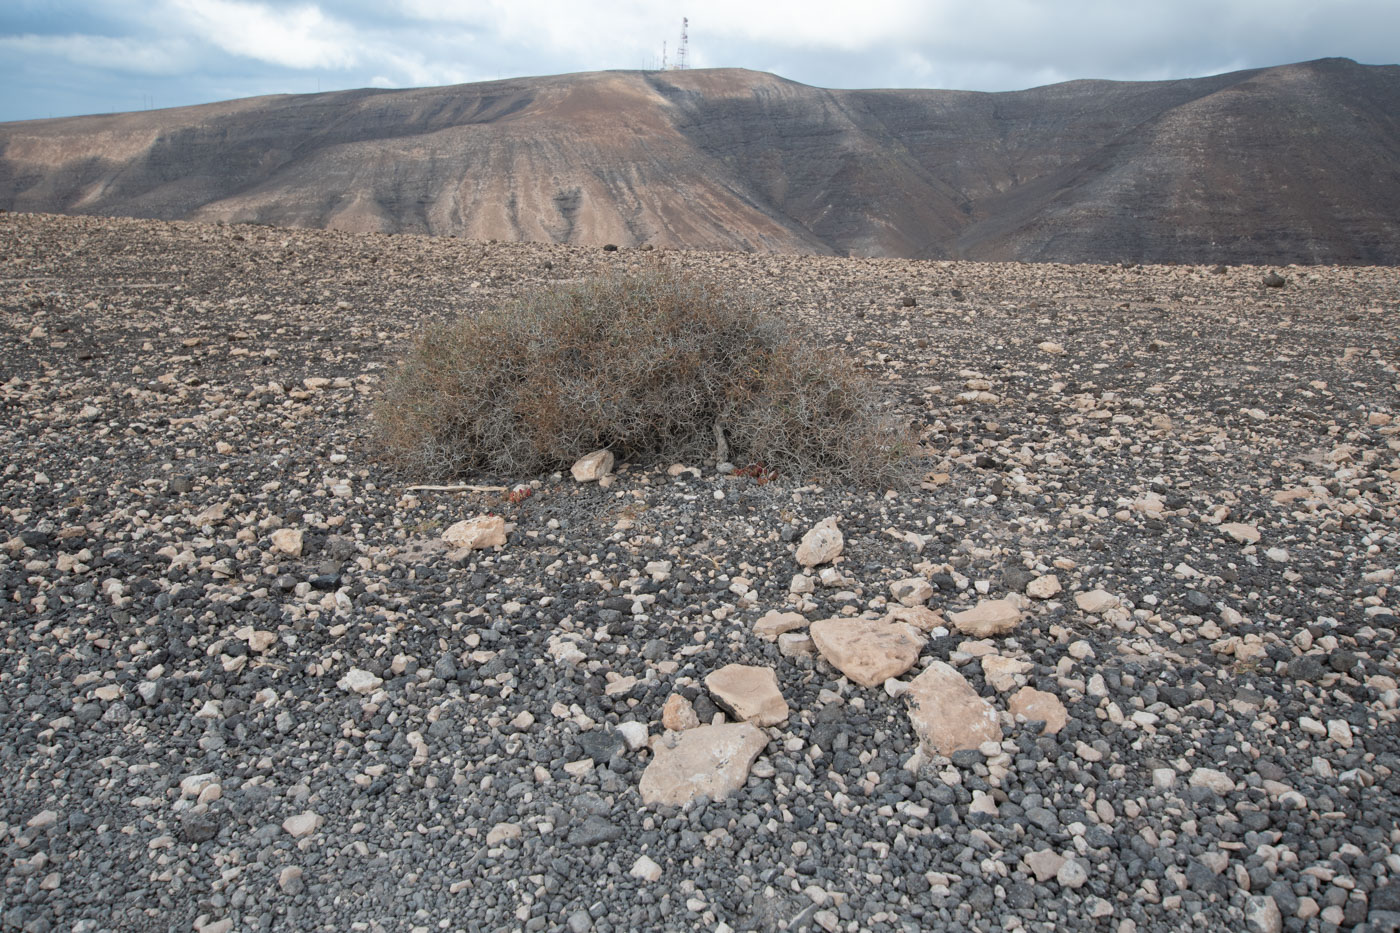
top-left (676, 17), bottom-right (689, 70)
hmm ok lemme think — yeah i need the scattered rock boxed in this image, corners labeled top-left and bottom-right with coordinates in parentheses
top-left (1008, 687), bottom-right (1067, 734)
top-left (338, 668), bottom-right (383, 695)
top-left (1220, 522), bottom-right (1261, 544)
top-left (704, 664), bottom-right (789, 726)
top-left (1075, 589), bottom-right (1119, 614)
top-left (269, 527), bottom-right (303, 557)
top-left (1025, 574), bottom-right (1062, 599)
top-left (661, 693), bottom-right (700, 731)
top-left (570, 449), bottom-right (615, 482)
top-left (809, 617), bottom-right (925, 687)
top-left (1188, 767), bottom-right (1235, 796)
top-left (753, 610), bottom-right (807, 641)
top-left (282, 812), bottom-right (321, 838)
top-left (889, 577), bottom-right (933, 607)
top-left (796, 517), bottom-right (843, 567)
top-left (630, 855), bottom-right (663, 882)
top-left (948, 598), bottom-right (1022, 637)
top-left (638, 723), bottom-right (770, 807)
top-left (442, 515), bottom-right (507, 550)
top-left (905, 660), bottom-right (1001, 755)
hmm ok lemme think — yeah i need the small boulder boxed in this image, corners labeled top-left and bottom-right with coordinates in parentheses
top-left (1075, 589), bottom-right (1119, 614)
top-left (810, 617), bottom-right (925, 687)
top-left (339, 668), bottom-right (383, 695)
top-left (661, 693), bottom-right (700, 731)
top-left (882, 604), bottom-right (945, 632)
top-left (1026, 575), bottom-right (1062, 599)
top-left (269, 528), bottom-right (303, 558)
top-left (282, 811), bottom-right (321, 838)
top-left (948, 598), bottom-right (1022, 637)
top-left (981, 655), bottom-right (1032, 692)
top-left (890, 577), bottom-right (934, 607)
top-left (1008, 687), bottom-right (1069, 734)
top-left (570, 449), bottom-right (615, 482)
top-left (442, 515), bottom-right (506, 550)
top-left (905, 660), bottom-right (1001, 755)
top-left (796, 517), bottom-right (843, 567)
top-left (704, 664), bottom-right (788, 726)
top-left (753, 611), bottom-right (807, 641)
top-left (1220, 522), bottom-right (1261, 544)
top-left (638, 723), bottom-right (769, 807)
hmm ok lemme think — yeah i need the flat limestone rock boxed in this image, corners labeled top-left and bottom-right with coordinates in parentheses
top-left (753, 611), bottom-right (807, 641)
top-left (906, 660), bottom-right (1001, 755)
top-left (704, 664), bottom-right (788, 726)
top-left (882, 605), bottom-right (945, 632)
top-left (269, 527), bottom-right (303, 557)
top-left (1075, 589), bottom-right (1119, 614)
top-left (981, 654), bottom-right (1032, 692)
top-left (571, 449), bottom-right (614, 482)
top-left (1220, 522), bottom-right (1261, 544)
top-left (442, 515), bottom-right (506, 550)
top-left (796, 517), bottom-right (843, 567)
top-left (948, 598), bottom-right (1022, 637)
top-left (890, 577), bottom-right (934, 607)
top-left (1026, 574), bottom-right (1062, 599)
top-left (639, 723), bottom-right (769, 807)
top-left (1008, 687), bottom-right (1069, 734)
top-left (810, 617), bottom-right (925, 687)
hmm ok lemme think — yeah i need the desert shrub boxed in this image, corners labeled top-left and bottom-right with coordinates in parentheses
top-left (374, 267), bottom-right (913, 485)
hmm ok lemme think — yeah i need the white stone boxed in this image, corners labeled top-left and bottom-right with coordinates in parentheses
top-left (1327, 719), bottom-right (1354, 748)
top-left (753, 611), bottom-right (807, 641)
top-left (339, 668), bottom-right (383, 695)
top-left (704, 664), bottom-right (789, 726)
top-left (1026, 849), bottom-right (1066, 882)
top-left (442, 515), bottom-right (506, 550)
top-left (1244, 895), bottom-right (1282, 933)
top-left (1026, 575), bottom-right (1062, 599)
top-left (810, 617), bottom-right (925, 687)
top-left (1057, 859), bottom-right (1089, 889)
top-left (948, 598), bottom-right (1022, 637)
top-left (1221, 522), bottom-right (1261, 544)
top-left (1075, 590), bottom-right (1119, 614)
top-left (269, 527), bottom-right (303, 557)
top-left (1188, 767), bottom-right (1235, 796)
top-left (617, 721), bottom-right (649, 751)
top-left (890, 577), bottom-right (934, 607)
top-left (486, 822), bottom-right (522, 845)
top-left (638, 723), bottom-right (770, 807)
top-left (570, 449), bottom-right (615, 482)
top-left (1008, 687), bottom-right (1068, 734)
top-left (630, 855), bottom-right (663, 882)
top-left (796, 518), bottom-right (843, 568)
top-left (282, 811), bottom-right (321, 838)
top-left (905, 660), bottom-right (1000, 755)
top-left (180, 773), bottom-right (219, 798)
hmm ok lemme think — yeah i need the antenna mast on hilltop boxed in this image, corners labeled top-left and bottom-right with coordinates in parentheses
top-left (676, 17), bottom-right (689, 70)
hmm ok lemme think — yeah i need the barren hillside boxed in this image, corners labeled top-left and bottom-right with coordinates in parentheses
top-left (2, 58), bottom-right (1398, 264)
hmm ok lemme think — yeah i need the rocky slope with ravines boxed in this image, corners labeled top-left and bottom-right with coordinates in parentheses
top-left (1, 57), bottom-right (1398, 264)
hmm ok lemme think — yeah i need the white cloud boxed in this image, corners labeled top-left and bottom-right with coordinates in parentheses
top-left (169, 0), bottom-right (360, 69)
top-left (0, 32), bottom-right (193, 75)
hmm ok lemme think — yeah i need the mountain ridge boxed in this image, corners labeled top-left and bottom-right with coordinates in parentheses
top-left (3, 58), bottom-right (1398, 264)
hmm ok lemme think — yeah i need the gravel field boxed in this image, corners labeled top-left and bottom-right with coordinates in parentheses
top-left (1, 211), bottom-right (1398, 933)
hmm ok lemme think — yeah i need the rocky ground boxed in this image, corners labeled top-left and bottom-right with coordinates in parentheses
top-left (1, 211), bottom-right (1398, 933)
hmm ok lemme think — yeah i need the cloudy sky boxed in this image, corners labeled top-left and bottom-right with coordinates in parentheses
top-left (2, 0), bottom-right (1396, 122)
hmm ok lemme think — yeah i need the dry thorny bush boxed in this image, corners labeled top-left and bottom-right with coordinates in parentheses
top-left (374, 267), bottom-right (915, 486)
